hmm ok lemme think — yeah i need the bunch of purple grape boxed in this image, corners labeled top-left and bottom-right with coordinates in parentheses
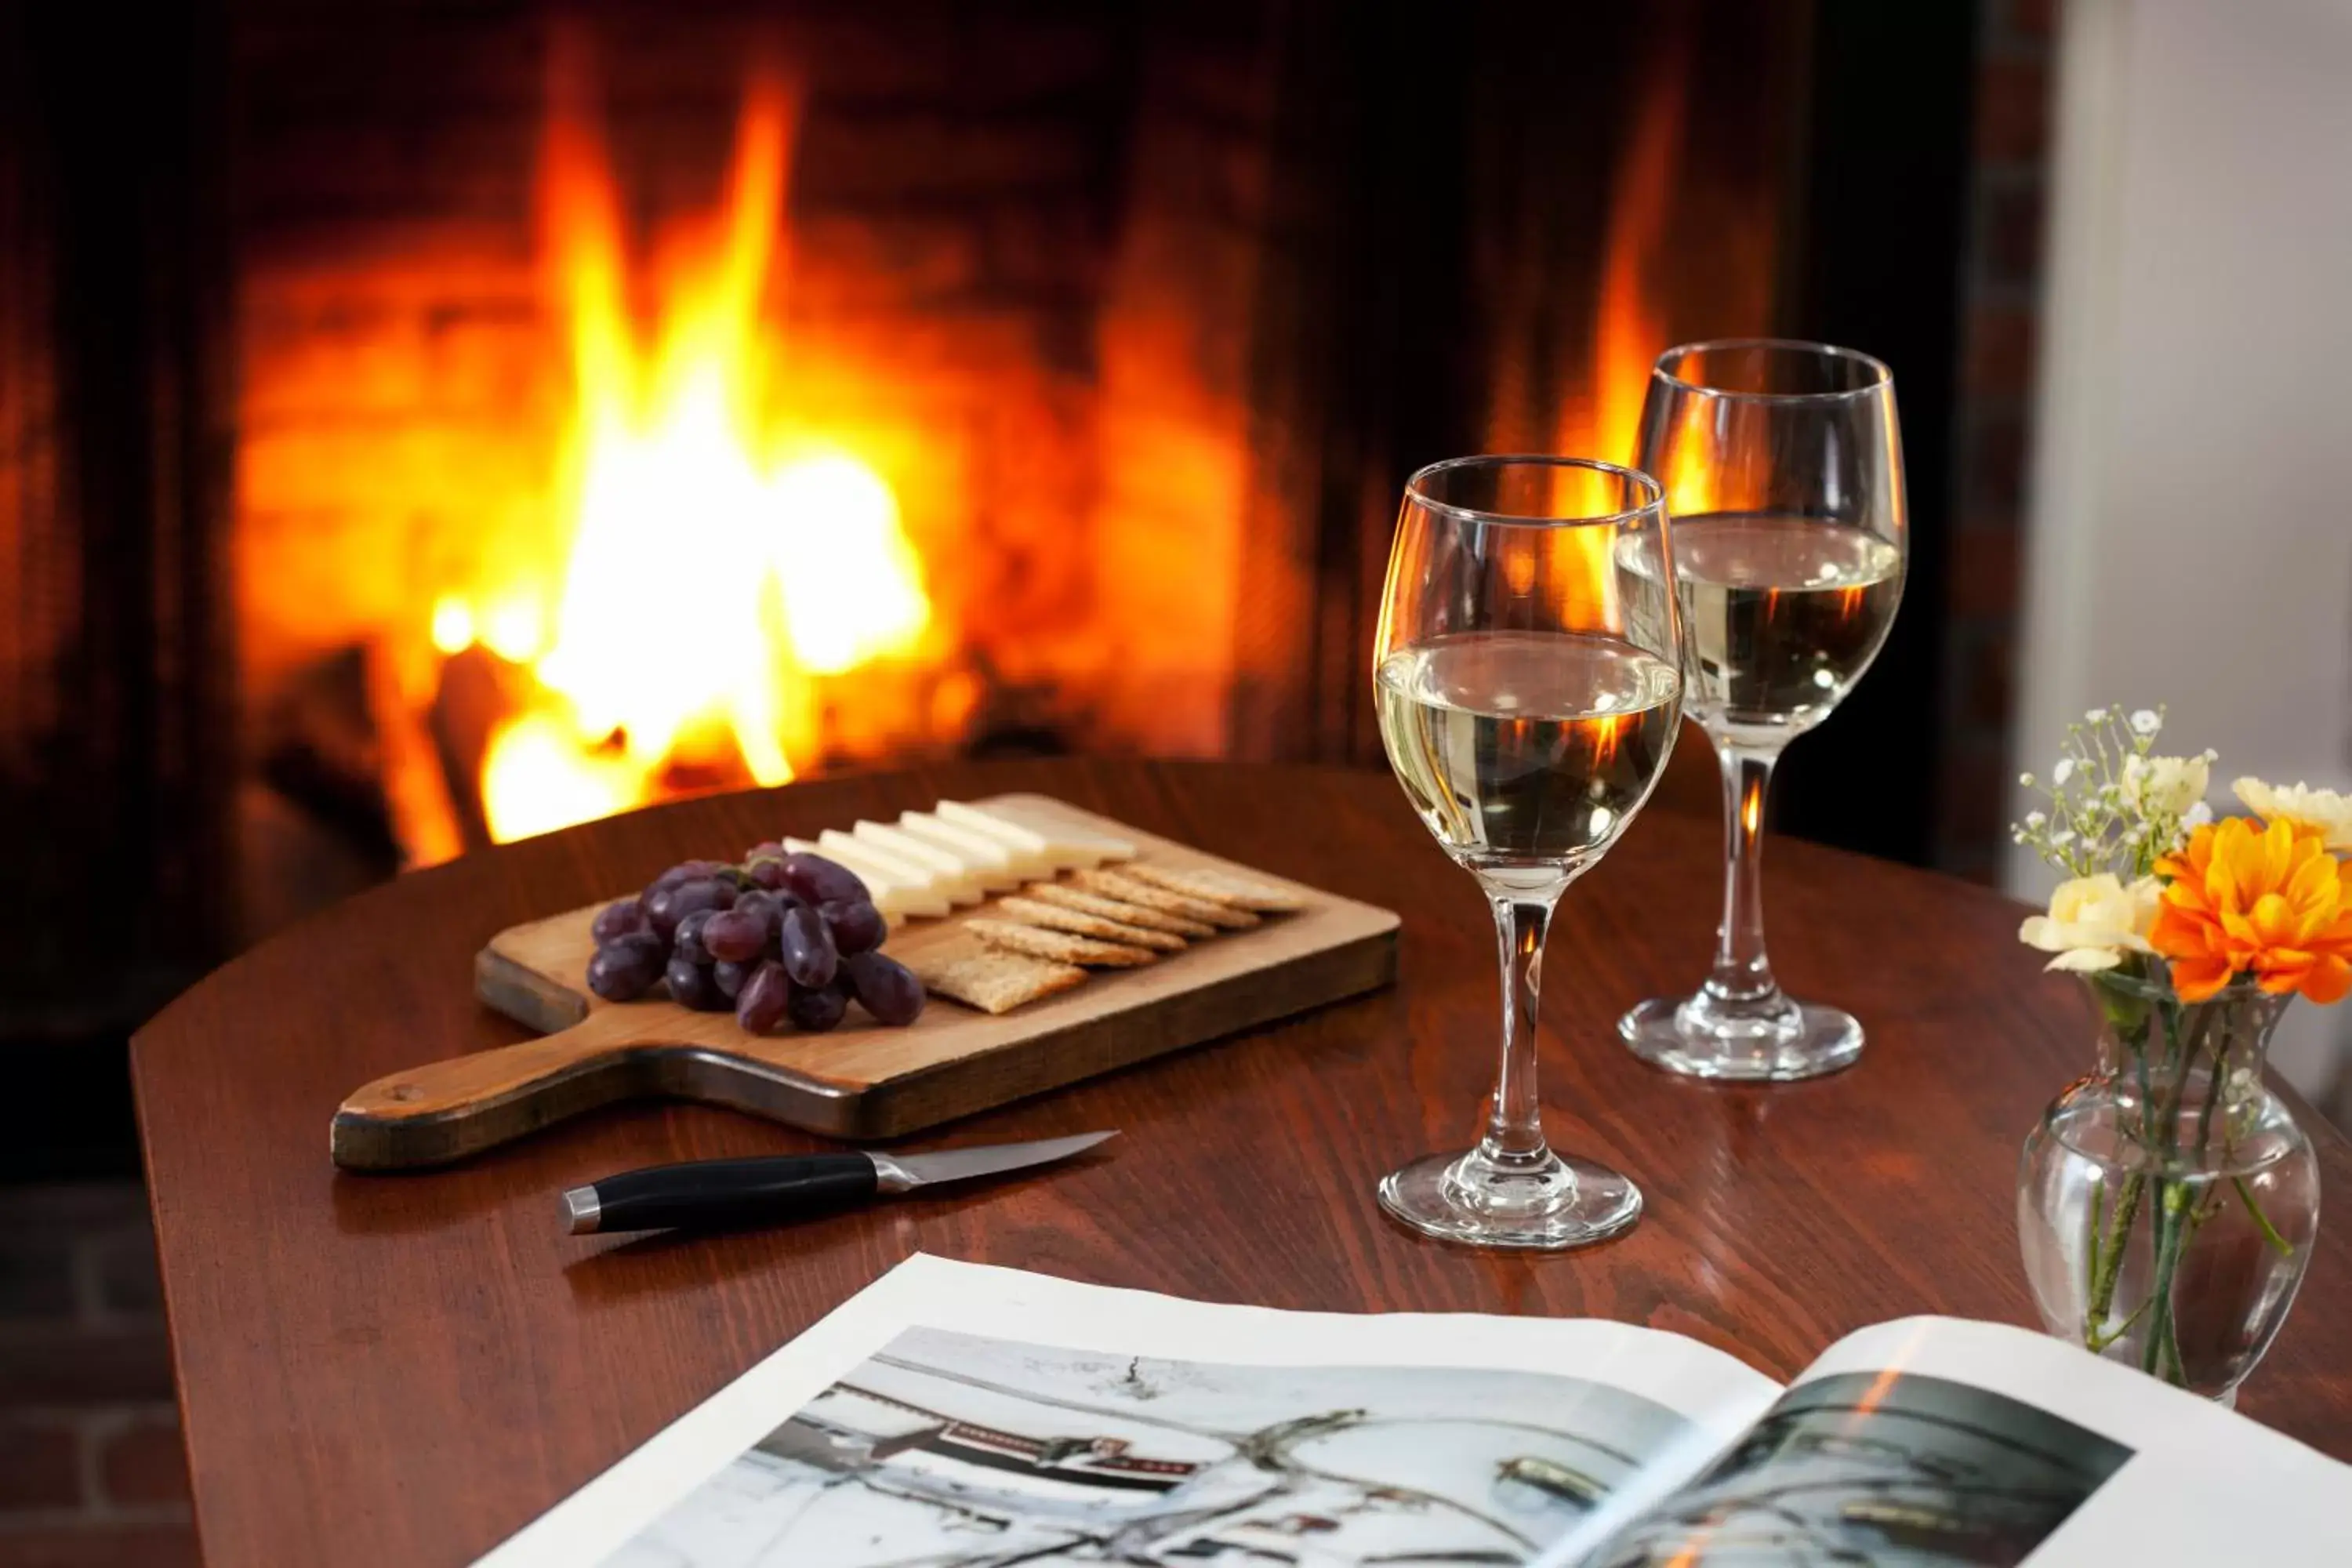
top-left (584, 845), bottom-right (924, 1034)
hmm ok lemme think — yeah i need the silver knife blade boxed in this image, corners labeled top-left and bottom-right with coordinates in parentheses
top-left (869, 1131), bottom-right (1116, 1194)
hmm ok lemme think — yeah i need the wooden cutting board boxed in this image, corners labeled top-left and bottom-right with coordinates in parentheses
top-left (332, 795), bottom-right (1400, 1169)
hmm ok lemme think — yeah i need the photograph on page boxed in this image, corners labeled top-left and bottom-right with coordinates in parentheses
top-left (1577, 1370), bottom-right (2132, 1566)
top-left (604, 1324), bottom-right (1708, 1566)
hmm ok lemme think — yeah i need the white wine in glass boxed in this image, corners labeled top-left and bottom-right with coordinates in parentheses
top-left (1662, 514), bottom-right (1903, 743)
top-left (1617, 340), bottom-right (1907, 1082)
top-left (1376, 632), bottom-right (1682, 880)
top-left (1373, 456), bottom-right (1685, 1250)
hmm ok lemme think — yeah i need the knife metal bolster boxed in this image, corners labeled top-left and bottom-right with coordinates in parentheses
top-left (866, 1152), bottom-right (919, 1194)
top-left (561, 1186), bottom-right (602, 1235)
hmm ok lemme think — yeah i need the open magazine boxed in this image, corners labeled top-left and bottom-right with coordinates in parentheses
top-left (481, 1254), bottom-right (2348, 1567)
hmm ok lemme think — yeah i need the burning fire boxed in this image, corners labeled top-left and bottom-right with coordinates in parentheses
top-left (438, 61), bottom-right (931, 844)
top-left (1538, 24), bottom-right (1690, 632)
top-left (1584, 24), bottom-right (1685, 475)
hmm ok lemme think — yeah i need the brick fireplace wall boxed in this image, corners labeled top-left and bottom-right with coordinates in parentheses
top-left (1936, 0), bottom-right (2059, 884)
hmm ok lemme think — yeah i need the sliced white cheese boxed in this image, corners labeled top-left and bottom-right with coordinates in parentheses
top-left (856, 822), bottom-right (983, 907)
top-left (785, 836), bottom-right (952, 920)
top-left (815, 829), bottom-right (949, 900)
top-left (937, 799), bottom-right (1137, 871)
top-left (936, 797), bottom-right (1049, 853)
top-left (856, 818), bottom-right (1002, 902)
top-left (896, 811), bottom-right (1032, 888)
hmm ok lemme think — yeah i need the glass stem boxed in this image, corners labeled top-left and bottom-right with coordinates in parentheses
top-left (1706, 740), bottom-right (1783, 1004)
top-left (1480, 891), bottom-right (1561, 1169)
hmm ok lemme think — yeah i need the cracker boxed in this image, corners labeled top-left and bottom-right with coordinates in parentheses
top-left (1120, 862), bottom-right (1308, 913)
top-left (995, 896), bottom-right (1187, 953)
top-left (1023, 882), bottom-right (1217, 939)
top-left (902, 935), bottom-right (1087, 1014)
top-left (966, 917), bottom-right (1160, 968)
top-left (1071, 868), bottom-right (1261, 930)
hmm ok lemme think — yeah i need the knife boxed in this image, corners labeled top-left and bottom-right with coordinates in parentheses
top-left (560, 1130), bottom-right (1117, 1235)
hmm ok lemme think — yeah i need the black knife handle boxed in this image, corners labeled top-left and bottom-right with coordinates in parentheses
top-left (570, 1154), bottom-right (877, 1234)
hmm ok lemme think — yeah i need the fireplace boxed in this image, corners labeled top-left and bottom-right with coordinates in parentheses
top-left (238, 14), bottom-right (1294, 865)
top-left (0, 1), bottom-right (1982, 1085)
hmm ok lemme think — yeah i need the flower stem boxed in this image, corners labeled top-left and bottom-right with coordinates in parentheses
top-left (2085, 1180), bottom-right (2107, 1302)
top-left (2235, 1176), bottom-right (2295, 1257)
top-left (2085, 1293), bottom-right (2150, 1352)
top-left (2142, 1179), bottom-right (2190, 1383)
top-left (2084, 1173), bottom-right (2143, 1335)
top-left (2194, 1050), bottom-right (2222, 1157)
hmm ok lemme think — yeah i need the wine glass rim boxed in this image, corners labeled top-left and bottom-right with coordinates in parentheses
top-left (1653, 337), bottom-right (1893, 402)
top-left (1403, 455), bottom-right (1664, 528)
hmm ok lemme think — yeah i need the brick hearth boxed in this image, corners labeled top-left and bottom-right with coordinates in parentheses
top-left (0, 1185), bottom-right (194, 1567)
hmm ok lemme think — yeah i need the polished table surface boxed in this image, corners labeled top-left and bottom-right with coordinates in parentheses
top-left (132, 758), bottom-right (2352, 1564)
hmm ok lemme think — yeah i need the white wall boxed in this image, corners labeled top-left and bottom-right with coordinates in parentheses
top-left (2015, 0), bottom-right (2352, 1090)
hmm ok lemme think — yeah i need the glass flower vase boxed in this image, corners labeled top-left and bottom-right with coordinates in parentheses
top-left (2019, 971), bottom-right (2320, 1402)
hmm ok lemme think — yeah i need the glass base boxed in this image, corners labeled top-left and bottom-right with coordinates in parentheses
top-left (1376, 1147), bottom-right (1642, 1250)
top-left (1617, 991), bottom-right (1863, 1081)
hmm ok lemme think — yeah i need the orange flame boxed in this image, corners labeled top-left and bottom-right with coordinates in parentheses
top-left (1555, 27), bottom-right (1690, 632)
top-left (1617, 29), bottom-right (1733, 527)
top-left (1587, 34), bottom-right (1686, 473)
top-left (448, 51), bottom-right (929, 844)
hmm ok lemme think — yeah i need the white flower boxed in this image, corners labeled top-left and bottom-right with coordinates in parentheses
top-left (2120, 753), bottom-right (2209, 818)
top-left (2085, 708), bottom-right (2108, 722)
top-left (2053, 759), bottom-right (2075, 786)
top-left (2020, 772), bottom-right (2036, 788)
top-left (2233, 777), bottom-right (2352, 851)
top-left (2129, 709), bottom-right (2161, 736)
top-left (2024, 811), bottom-right (2047, 829)
top-left (2049, 829), bottom-right (2077, 849)
top-left (2019, 874), bottom-right (2161, 972)
top-left (2184, 800), bottom-right (2213, 828)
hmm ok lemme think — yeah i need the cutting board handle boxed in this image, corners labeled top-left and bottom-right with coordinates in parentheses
top-left (332, 1010), bottom-right (652, 1171)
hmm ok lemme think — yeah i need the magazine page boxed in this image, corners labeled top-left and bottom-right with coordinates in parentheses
top-left (477, 1253), bottom-right (1784, 1567)
top-left (1541, 1314), bottom-right (2350, 1567)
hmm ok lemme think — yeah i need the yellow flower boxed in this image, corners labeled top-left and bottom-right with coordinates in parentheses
top-left (2019, 874), bottom-right (2161, 972)
top-left (2232, 777), bottom-right (2352, 852)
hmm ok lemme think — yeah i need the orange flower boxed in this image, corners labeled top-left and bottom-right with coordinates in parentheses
top-left (2150, 816), bottom-right (2352, 1004)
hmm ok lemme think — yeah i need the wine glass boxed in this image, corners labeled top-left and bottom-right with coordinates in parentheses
top-left (1373, 456), bottom-right (1684, 1249)
top-left (1616, 339), bottom-right (1907, 1080)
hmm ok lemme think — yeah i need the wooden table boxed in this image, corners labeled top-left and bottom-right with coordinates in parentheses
top-left (132, 759), bottom-right (2352, 1564)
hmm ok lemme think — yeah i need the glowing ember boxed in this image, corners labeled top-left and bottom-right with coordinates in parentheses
top-left (452, 65), bottom-right (931, 844)
top-left (481, 713), bottom-right (640, 844)
top-left (430, 598), bottom-right (474, 656)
